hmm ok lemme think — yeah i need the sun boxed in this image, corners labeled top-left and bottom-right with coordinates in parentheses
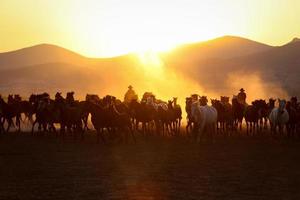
top-left (68, 0), bottom-right (221, 57)
top-left (135, 51), bottom-right (165, 80)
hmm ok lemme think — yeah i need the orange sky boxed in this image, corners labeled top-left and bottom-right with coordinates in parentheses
top-left (1, 0), bottom-right (300, 57)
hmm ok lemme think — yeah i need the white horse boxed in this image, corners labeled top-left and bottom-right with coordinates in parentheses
top-left (269, 99), bottom-right (289, 136)
top-left (146, 96), bottom-right (168, 111)
top-left (191, 101), bottom-right (218, 142)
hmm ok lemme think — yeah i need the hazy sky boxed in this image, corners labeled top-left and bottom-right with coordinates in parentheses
top-left (1, 0), bottom-right (300, 57)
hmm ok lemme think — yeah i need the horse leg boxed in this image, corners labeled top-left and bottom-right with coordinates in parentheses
top-left (178, 119), bottom-right (181, 135)
top-left (31, 119), bottom-right (37, 136)
top-left (129, 126), bottom-right (136, 143)
top-left (142, 122), bottom-right (145, 137)
top-left (42, 123), bottom-right (47, 136)
top-left (52, 124), bottom-right (58, 137)
top-left (6, 118), bottom-right (13, 133)
top-left (16, 116), bottom-right (21, 133)
top-left (97, 128), bottom-right (106, 144)
top-left (186, 121), bottom-right (190, 136)
top-left (210, 123), bottom-right (215, 142)
top-left (239, 120), bottom-right (242, 132)
top-left (264, 118), bottom-right (268, 130)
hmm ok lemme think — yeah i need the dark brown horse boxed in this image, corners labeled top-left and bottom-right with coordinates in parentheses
top-left (185, 97), bottom-right (195, 136)
top-left (245, 100), bottom-right (261, 135)
top-left (167, 98), bottom-right (182, 135)
top-left (232, 97), bottom-right (244, 132)
top-left (211, 99), bottom-right (234, 134)
top-left (129, 100), bottom-right (156, 135)
top-left (0, 95), bottom-right (22, 132)
top-left (286, 101), bottom-right (298, 137)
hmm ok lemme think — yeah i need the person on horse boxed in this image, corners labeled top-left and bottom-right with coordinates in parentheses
top-left (66, 91), bottom-right (75, 106)
top-left (237, 88), bottom-right (247, 105)
top-left (124, 85), bottom-right (138, 104)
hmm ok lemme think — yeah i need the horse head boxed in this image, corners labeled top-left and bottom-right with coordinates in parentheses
top-left (173, 97), bottom-right (178, 106)
top-left (66, 91), bottom-right (75, 99)
top-left (199, 96), bottom-right (208, 106)
top-left (278, 99), bottom-right (286, 112)
top-left (14, 94), bottom-right (22, 102)
top-left (8, 95), bottom-right (14, 104)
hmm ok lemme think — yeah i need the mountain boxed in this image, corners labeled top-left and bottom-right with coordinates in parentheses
top-left (164, 36), bottom-right (272, 62)
top-left (288, 37), bottom-right (300, 44)
top-left (0, 44), bottom-right (92, 69)
top-left (166, 38), bottom-right (300, 96)
top-left (0, 35), bottom-right (300, 99)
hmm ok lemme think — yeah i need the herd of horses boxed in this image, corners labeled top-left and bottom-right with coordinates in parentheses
top-left (0, 92), bottom-right (182, 143)
top-left (0, 92), bottom-right (299, 143)
top-left (186, 95), bottom-right (297, 142)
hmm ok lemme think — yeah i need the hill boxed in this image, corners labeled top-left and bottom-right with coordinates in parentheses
top-left (0, 35), bottom-right (299, 99)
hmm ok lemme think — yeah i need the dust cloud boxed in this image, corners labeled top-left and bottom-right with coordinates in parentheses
top-left (225, 70), bottom-right (289, 102)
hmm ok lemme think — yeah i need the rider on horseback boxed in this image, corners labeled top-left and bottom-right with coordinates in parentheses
top-left (237, 88), bottom-right (247, 105)
top-left (66, 92), bottom-right (75, 106)
top-left (124, 85), bottom-right (138, 104)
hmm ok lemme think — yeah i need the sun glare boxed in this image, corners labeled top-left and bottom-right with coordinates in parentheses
top-left (136, 51), bottom-right (164, 79)
top-left (1, 0), bottom-right (300, 57)
top-left (67, 0), bottom-right (238, 57)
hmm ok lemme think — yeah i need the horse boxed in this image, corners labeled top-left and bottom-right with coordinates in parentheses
top-left (108, 103), bottom-right (136, 143)
top-left (232, 96), bottom-right (245, 132)
top-left (0, 95), bottom-right (22, 132)
top-left (0, 98), bottom-right (4, 134)
top-left (255, 99), bottom-right (269, 131)
top-left (31, 94), bottom-right (61, 135)
top-left (55, 93), bottom-right (85, 139)
top-left (84, 101), bottom-right (109, 143)
top-left (211, 98), bottom-right (234, 135)
top-left (190, 99), bottom-right (218, 143)
top-left (185, 97), bottom-right (194, 135)
top-left (244, 100), bottom-right (261, 135)
top-left (286, 101), bottom-right (298, 137)
top-left (167, 97), bottom-right (182, 135)
top-left (269, 99), bottom-right (289, 136)
top-left (129, 99), bottom-right (156, 135)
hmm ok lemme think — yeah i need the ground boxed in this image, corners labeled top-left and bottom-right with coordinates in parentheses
top-left (0, 132), bottom-right (300, 200)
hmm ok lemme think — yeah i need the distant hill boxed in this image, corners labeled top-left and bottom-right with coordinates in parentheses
top-left (0, 35), bottom-right (300, 99)
top-left (164, 36), bottom-right (272, 64)
top-left (289, 37), bottom-right (300, 44)
top-left (165, 38), bottom-right (300, 96)
top-left (0, 44), bottom-right (91, 69)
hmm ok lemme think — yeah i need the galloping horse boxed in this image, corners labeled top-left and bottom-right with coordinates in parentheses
top-left (191, 96), bottom-right (218, 143)
top-left (269, 99), bottom-right (289, 136)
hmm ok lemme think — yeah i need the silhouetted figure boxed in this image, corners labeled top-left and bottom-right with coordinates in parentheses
top-left (124, 85), bottom-right (138, 104)
top-left (66, 91), bottom-right (75, 106)
top-left (237, 88), bottom-right (247, 105)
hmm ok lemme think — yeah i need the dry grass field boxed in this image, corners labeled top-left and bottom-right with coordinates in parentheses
top-left (1, 132), bottom-right (300, 200)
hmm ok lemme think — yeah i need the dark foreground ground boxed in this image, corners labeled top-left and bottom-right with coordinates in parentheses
top-left (1, 132), bottom-right (300, 200)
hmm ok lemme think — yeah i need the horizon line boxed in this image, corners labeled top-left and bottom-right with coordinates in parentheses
top-left (0, 34), bottom-right (298, 59)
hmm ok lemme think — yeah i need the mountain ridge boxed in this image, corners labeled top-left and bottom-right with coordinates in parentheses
top-left (1, 35), bottom-right (300, 97)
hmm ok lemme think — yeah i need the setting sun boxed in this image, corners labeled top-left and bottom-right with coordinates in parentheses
top-left (1, 0), bottom-right (300, 57)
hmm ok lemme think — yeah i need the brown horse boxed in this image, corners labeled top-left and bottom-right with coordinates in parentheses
top-left (211, 99), bottom-right (234, 134)
top-left (245, 100), bottom-right (261, 135)
top-left (232, 97), bottom-right (245, 132)
top-left (129, 100), bottom-right (156, 135)
top-left (0, 95), bottom-right (22, 132)
top-left (185, 97), bottom-right (194, 136)
top-left (169, 98), bottom-right (182, 135)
